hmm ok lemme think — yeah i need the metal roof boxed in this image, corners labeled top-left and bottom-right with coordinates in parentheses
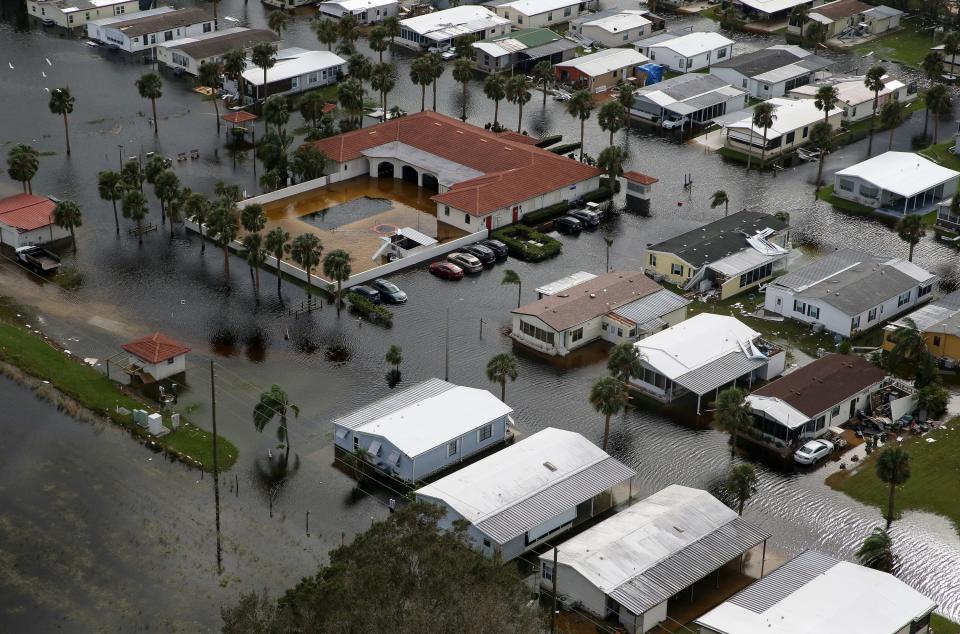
top-left (836, 151), bottom-right (960, 199)
top-left (643, 31), bottom-right (733, 58)
top-left (890, 289), bottom-right (960, 332)
top-left (331, 378), bottom-right (456, 430)
top-left (708, 247), bottom-right (786, 277)
top-left (612, 289), bottom-right (690, 326)
top-left (673, 350), bottom-right (767, 396)
top-left (556, 48), bottom-right (648, 77)
top-left (242, 48), bottom-right (346, 86)
top-left (730, 550), bottom-right (839, 613)
top-left (400, 5), bottom-right (509, 39)
top-left (521, 38), bottom-right (577, 59)
top-left (645, 210), bottom-right (787, 269)
top-left (862, 4), bottom-right (903, 18)
top-left (770, 249), bottom-right (868, 292)
top-left (536, 271), bottom-right (597, 297)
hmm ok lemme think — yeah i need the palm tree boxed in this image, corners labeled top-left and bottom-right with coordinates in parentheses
top-left (197, 61), bottom-right (223, 133)
top-left (299, 91), bottom-right (328, 130)
top-left (166, 185), bottom-right (190, 235)
top-left (506, 74), bottom-right (532, 133)
top-left (153, 169), bottom-right (180, 228)
top-left (617, 84), bottom-right (635, 135)
top-left (264, 226), bottom-right (291, 298)
top-left (810, 121), bottom-right (834, 191)
top-left (590, 375), bottom-right (626, 451)
top-left (484, 72), bottom-right (507, 129)
top-left (313, 18), bottom-right (339, 51)
top-left (337, 78), bottom-right (365, 129)
top-left (532, 60), bottom-right (553, 108)
top-left (921, 54), bottom-right (944, 141)
top-left (714, 387), bottom-right (751, 457)
top-left (753, 102), bottom-right (777, 168)
top-left (607, 342), bottom-right (642, 385)
top-left (501, 269), bottom-right (522, 307)
top-left (879, 99), bottom-right (907, 150)
top-left (7, 144), bottom-right (40, 194)
top-left (181, 191), bottom-right (208, 250)
top-left (291, 233), bottom-right (323, 302)
top-left (253, 385), bottom-right (300, 464)
top-left (856, 528), bottom-right (895, 572)
top-left (876, 446), bottom-right (911, 528)
top-left (926, 84), bottom-right (953, 143)
top-left (597, 100), bottom-right (626, 146)
top-left (144, 155), bottom-right (168, 190)
top-left (804, 21), bottom-right (827, 47)
top-left (250, 42), bottom-right (278, 100)
top-left (409, 55), bottom-right (433, 113)
top-left (427, 51), bottom-right (444, 112)
top-left (385, 344), bottom-right (402, 373)
top-left (896, 214), bottom-right (925, 262)
top-left (97, 170), bottom-right (123, 235)
top-left (725, 463), bottom-right (758, 515)
top-left (243, 232), bottom-right (267, 298)
top-left (710, 190), bottom-right (729, 216)
top-left (48, 87), bottom-right (75, 156)
top-left (222, 49), bottom-right (247, 106)
top-left (370, 62), bottom-right (396, 118)
top-left (788, 3), bottom-right (808, 29)
top-left (338, 13), bottom-right (360, 52)
top-left (864, 65), bottom-right (886, 156)
top-left (813, 84), bottom-right (839, 126)
top-left (382, 15), bottom-right (400, 49)
top-left (348, 53), bottom-right (372, 82)
top-left (485, 353), bottom-right (518, 403)
top-left (121, 158), bottom-right (144, 193)
top-left (888, 318), bottom-right (927, 378)
top-left (452, 57), bottom-right (472, 121)
top-left (597, 145), bottom-right (625, 189)
top-left (53, 199), bottom-right (82, 250)
top-left (566, 90), bottom-right (595, 162)
top-left (208, 200), bottom-right (239, 286)
top-left (290, 144), bottom-right (327, 183)
top-left (240, 203), bottom-right (266, 234)
top-left (369, 25), bottom-right (389, 62)
top-left (323, 248), bottom-right (352, 315)
top-left (267, 9), bottom-right (288, 38)
top-left (135, 73), bottom-right (163, 136)
top-left (943, 31), bottom-right (960, 77)
top-left (263, 94), bottom-right (290, 136)
top-left (121, 190), bottom-right (148, 244)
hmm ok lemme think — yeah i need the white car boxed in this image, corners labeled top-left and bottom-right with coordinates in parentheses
top-left (793, 439), bottom-right (835, 465)
top-left (661, 114), bottom-right (690, 130)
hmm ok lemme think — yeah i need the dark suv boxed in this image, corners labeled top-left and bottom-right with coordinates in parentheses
top-left (371, 278), bottom-right (408, 304)
top-left (554, 216), bottom-right (583, 234)
top-left (350, 285), bottom-right (382, 304)
top-left (461, 244), bottom-right (496, 266)
top-left (480, 239), bottom-right (509, 259)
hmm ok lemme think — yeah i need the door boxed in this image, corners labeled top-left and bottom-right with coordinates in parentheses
top-left (849, 398), bottom-right (857, 419)
top-left (512, 206), bottom-right (519, 223)
top-left (485, 216), bottom-right (493, 230)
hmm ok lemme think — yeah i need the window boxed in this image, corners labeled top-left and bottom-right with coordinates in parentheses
top-left (623, 33), bottom-right (629, 41)
top-left (167, 358), bottom-right (175, 365)
top-left (464, 214), bottom-right (470, 224)
top-left (649, 50), bottom-right (655, 60)
top-left (671, 263), bottom-right (683, 276)
top-left (742, 78), bottom-right (748, 88)
top-left (570, 327), bottom-right (583, 343)
top-left (762, 84), bottom-right (769, 92)
top-left (617, 328), bottom-right (623, 337)
top-left (547, 11), bottom-right (553, 21)
top-left (353, 435), bottom-right (359, 449)
top-left (898, 290), bottom-right (911, 307)
top-left (739, 262), bottom-right (773, 288)
top-left (717, 47), bottom-right (727, 59)
top-left (838, 178), bottom-right (855, 192)
top-left (802, 125), bottom-right (809, 138)
top-left (203, 22), bottom-right (212, 33)
top-left (542, 563), bottom-right (554, 581)
top-left (859, 184), bottom-right (879, 198)
top-left (163, 30), bottom-right (173, 41)
top-left (816, 416), bottom-right (826, 431)
top-left (149, 34), bottom-right (157, 44)
top-left (479, 423), bottom-right (493, 442)
top-left (503, 11), bottom-right (509, 18)
top-left (518, 15), bottom-right (522, 23)
top-left (793, 300), bottom-right (806, 314)
top-left (308, 72), bottom-right (318, 84)
top-left (448, 440), bottom-right (458, 456)
top-left (832, 405), bottom-right (841, 417)
top-left (807, 305), bottom-right (820, 319)
top-left (444, 205), bottom-right (450, 216)
top-left (918, 284), bottom-right (933, 298)
top-left (564, 6), bottom-right (571, 16)
top-left (68, 14), bottom-right (74, 23)
top-left (851, 315), bottom-right (860, 331)
top-left (629, 328), bottom-right (637, 337)
top-left (601, 322), bottom-right (607, 331)
top-left (868, 307), bottom-right (877, 322)
top-left (649, 253), bottom-right (657, 266)
top-left (934, 335), bottom-right (942, 346)
top-left (520, 320), bottom-right (556, 345)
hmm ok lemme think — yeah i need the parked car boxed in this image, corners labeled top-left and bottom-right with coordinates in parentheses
top-left (429, 261), bottom-right (464, 280)
top-left (568, 209), bottom-right (600, 228)
top-left (661, 113), bottom-right (690, 130)
top-left (554, 216), bottom-right (583, 235)
top-left (480, 239), bottom-right (509, 260)
top-left (371, 278), bottom-right (407, 304)
top-left (793, 439), bottom-right (835, 465)
top-left (461, 244), bottom-right (496, 266)
top-left (447, 252), bottom-right (483, 273)
top-left (350, 285), bottom-right (382, 304)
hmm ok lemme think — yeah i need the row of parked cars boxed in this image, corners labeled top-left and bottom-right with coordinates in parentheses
top-left (349, 278), bottom-right (409, 305)
top-left (554, 204), bottom-right (602, 235)
top-left (428, 239), bottom-right (508, 280)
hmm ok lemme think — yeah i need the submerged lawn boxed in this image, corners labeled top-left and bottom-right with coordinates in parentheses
top-left (852, 24), bottom-right (937, 68)
top-left (826, 420), bottom-right (960, 534)
top-left (0, 299), bottom-right (237, 471)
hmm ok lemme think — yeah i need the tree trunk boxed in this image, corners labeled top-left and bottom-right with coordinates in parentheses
top-left (908, 242), bottom-right (915, 262)
top-left (746, 128), bottom-right (754, 171)
top-left (922, 108), bottom-right (930, 140)
top-left (494, 99), bottom-right (499, 128)
top-left (213, 93), bottom-right (221, 134)
top-left (867, 93), bottom-right (878, 156)
top-left (151, 98), bottom-right (158, 135)
top-left (517, 101), bottom-right (523, 133)
top-left (517, 283), bottom-right (521, 308)
top-left (336, 280), bottom-right (342, 316)
top-left (160, 199), bottom-right (166, 226)
top-left (579, 119), bottom-right (585, 162)
top-left (432, 80), bottom-right (438, 112)
top-left (462, 83), bottom-right (467, 121)
top-left (137, 219), bottom-right (143, 245)
top-left (62, 113), bottom-right (71, 156)
top-left (934, 116), bottom-right (941, 144)
top-left (200, 225), bottom-right (206, 253)
top-left (889, 127), bottom-right (895, 150)
top-left (886, 481), bottom-right (896, 528)
top-left (27, 180), bottom-right (32, 195)
top-left (223, 243), bottom-right (230, 286)
top-left (602, 414), bottom-right (611, 451)
top-left (276, 259), bottom-right (283, 298)
top-left (500, 380), bottom-right (506, 403)
top-left (305, 263), bottom-right (312, 305)
top-left (609, 129), bottom-right (614, 147)
top-left (724, 200), bottom-right (729, 217)
top-left (816, 148), bottom-right (826, 189)
top-left (284, 422), bottom-right (291, 465)
top-left (263, 69), bottom-right (268, 100)
top-left (760, 130), bottom-right (768, 168)
top-left (420, 86), bottom-right (426, 112)
top-left (731, 431), bottom-right (737, 458)
top-left (255, 265), bottom-right (261, 298)
top-left (111, 199), bottom-right (119, 235)
top-left (542, 84), bottom-right (547, 108)
top-left (70, 227), bottom-right (76, 251)
top-left (738, 498), bottom-right (744, 516)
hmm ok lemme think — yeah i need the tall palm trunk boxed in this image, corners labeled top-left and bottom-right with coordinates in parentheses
top-left (517, 100), bottom-right (524, 133)
top-left (493, 99), bottom-right (499, 128)
top-left (579, 119), bottom-right (585, 162)
top-left (542, 83), bottom-right (548, 108)
top-left (70, 227), bottom-right (76, 250)
top-left (62, 113), bottom-right (71, 156)
top-left (336, 280), bottom-right (342, 316)
top-left (760, 129), bottom-right (768, 168)
top-left (212, 94), bottom-right (221, 133)
top-left (867, 91), bottom-right (878, 156)
top-left (420, 86), bottom-right (426, 112)
top-left (500, 380), bottom-right (506, 402)
top-left (908, 242), bottom-right (915, 262)
top-left (746, 127), bottom-right (754, 170)
top-left (516, 284), bottom-right (521, 307)
top-left (263, 69), bottom-right (268, 100)
top-left (223, 243), bottom-right (230, 285)
top-left (137, 219), bottom-right (144, 245)
top-left (461, 83), bottom-right (468, 121)
top-left (276, 257), bottom-right (283, 298)
top-left (432, 80), bottom-right (438, 111)
top-left (284, 422), bottom-right (291, 463)
top-left (602, 413), bottom-right (611, 451)
top-left (199, 225), bottom-right (206, 253)
top-left (922, 108), bottom-right (930, 140)
top-left (934, 116), bottom-right (941, 144)
top-left (111, 200), bottom-right (119, 235)
top-left (886, 481), bottom-right (896, 528)
top-left (151, 98), bottom-right (158, 135)
top-left (816, 149), bottom-right (826, 189)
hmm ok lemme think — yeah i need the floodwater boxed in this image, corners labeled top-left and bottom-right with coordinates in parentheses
top-left (1, 0), bottom-right (960, 628)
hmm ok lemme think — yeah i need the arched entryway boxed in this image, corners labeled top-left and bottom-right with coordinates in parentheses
top-left (401, 165), bottom-right (419, 184)
top-left (377, 161), bottom-right (395, 178)
top-left (421, 173), bottom-right (439, 192)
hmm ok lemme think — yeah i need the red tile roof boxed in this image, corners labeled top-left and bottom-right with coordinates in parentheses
top-left (310, 112), bottom-right (601, 216)
top-left (222, 111), bottom-right (257, 124)
top-left (622, 171), bottom-right (659, 186)
top-left (496, 130), bottom-right (540, 145)
top-left (122, 332), bottom-right (191, 364)
top-left (0, 194), bottom-right (55, 231)
top-left (751, 353), bottom-right (886, 418)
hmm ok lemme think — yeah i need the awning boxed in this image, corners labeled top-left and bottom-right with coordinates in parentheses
top-left (368, 440), bottom-right (382, 457)
top-left (673, 351), bottom-right (767, 396)
top-left (222, 110), bottom-right (257, 124)
top-left (387, 450), bottom-right (401, 466)
top-left (335, 428), bottom-right (348, 439)
top-left (521, 39), bottom-right (577, 60)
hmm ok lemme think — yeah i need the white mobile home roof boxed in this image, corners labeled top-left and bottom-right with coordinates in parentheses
top-left (555, 47), bottom-right (649, 76)
top-left (744, 394), bottom-right (809, 429)
top-left (646, 31), bottom-right (734, 57)
top-left (579, 10), bottom-right (651, 33)
top-left (89, 5), bottom-right (173, 27)
top-left (835, 151), bottom-right (960, 199)
top-left (737, 0), bottom-right (811, 14)
top-left (334, 379), bottom-right (513, 456)
top-left (790, 74), bottom-right (903, 107)
top-left (320, 0), bottom-right (395, 11)
top-left (725, 97), bottom-right (841, 138)
top-left (495, 0), bottom-right (581, 16)
top-left (415, 427), bottom-right (635, 543)
top-left (535, 271), bottom-right (597, 296)
top-left (635, 313), bottom-right (760, 380)
top-left (546, 485), bottom-right (769, 615)
top-left (242, 48), bottom-right (345, 86)
top-left (696, 551), bottom-right (936, 634)
top-left (401, 5), bottom-right (509, 38)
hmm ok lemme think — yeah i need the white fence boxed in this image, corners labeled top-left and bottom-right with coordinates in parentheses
top-left (237, 173), bottom-right (348, 207)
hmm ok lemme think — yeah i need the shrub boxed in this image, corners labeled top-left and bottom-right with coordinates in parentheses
top-left (491, 224), bottom-right (562, 262)
top-left (521, 200), bottom-right (569, 225)
top-left (583, 186), bottom-right (614, 203)
top-left (347, 293), bottom-right (393, 327)
top-left (535, 134), bottom-right (563, 148)
top-left (549, 142), bottom-right (581, 155)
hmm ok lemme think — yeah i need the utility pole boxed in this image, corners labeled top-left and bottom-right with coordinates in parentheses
top-left (550, 545), bottom-right (558, 634)
top-left (604, 237), bottom-right (614, 272)
top-left (444, 307), bottom-right (450, 381)
top-left (210, 360), bottom-right (223, 575)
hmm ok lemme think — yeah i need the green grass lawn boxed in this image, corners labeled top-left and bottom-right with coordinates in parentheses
top-left (816, 184), bottom-right (875, 215)
top-left (852, 24), bottom-right (937, 68)
top-left (920, 139), bottom-right (960, 171)
top-left (934, 615), bottom-right (960, 634)
top-left (827, 419), bottom-right (960, 534)
top-left (0, 299), bottom-right (237, 471)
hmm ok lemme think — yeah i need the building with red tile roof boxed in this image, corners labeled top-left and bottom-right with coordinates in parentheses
top-left (310, 111), bottom-right (602, 232)
top-left (122, 332), bottom-right (191, 381)
top-left (0, 193), bottom-right (69, 248)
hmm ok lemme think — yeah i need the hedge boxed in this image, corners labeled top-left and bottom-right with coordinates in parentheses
top-left (549, 142), bottom-right (582, 155)
top-left (536, 134), bottom-right (563, 148)
top-left (347, 293), bottom-right (394, 327)
top-left (521, 200), bottom-right (570, 225)
top-left (490, 224), bottom-right (562, 262)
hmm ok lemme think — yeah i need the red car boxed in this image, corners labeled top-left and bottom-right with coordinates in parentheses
top-left (429, 261), bottom-right (464, 280)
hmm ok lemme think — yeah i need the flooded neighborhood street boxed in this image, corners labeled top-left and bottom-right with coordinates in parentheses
top-left (1, 0), bottom-right (960, 628)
